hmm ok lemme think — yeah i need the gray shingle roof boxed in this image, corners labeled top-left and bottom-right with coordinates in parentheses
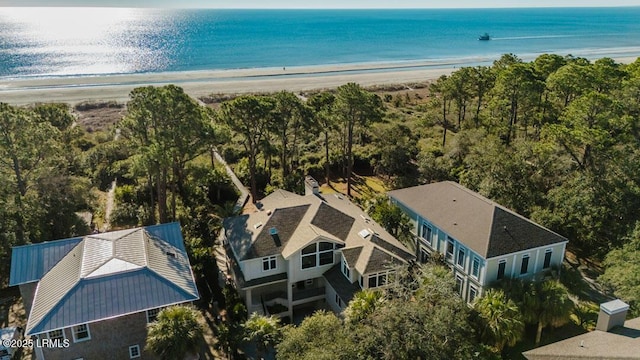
top-left (17, 223), bottom-right (198, 335)
top-left (250, 205), bottom-right (311, 259)
top-left (323, 264), bottom-right (361, 304)
top-left (341, 247), bottom-right (363, 267)
top-left (388, 181), bottom-right (567, 258)
top-left (224, 189), bottom-right (414, 280)
top-left (364, 248), bottom-right (403, 274)
top-left (523, 317), bottom-right (640, 360)
top-left (311, 203), bottom-right (355, 241)
top-left (370, 235), bottom-right (414, 261)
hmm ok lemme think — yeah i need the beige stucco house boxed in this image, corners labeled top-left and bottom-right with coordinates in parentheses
top-left (9, 222), bottom-right (199, 360)
top-left (222, 180), bottom-right (414, 319)
top-left (389, 181), bottom-right (568, 303)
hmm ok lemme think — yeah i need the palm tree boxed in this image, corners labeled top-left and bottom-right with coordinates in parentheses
top-left (146, 305), bottom-right (204, 360)
top-left (522, 280), bottom-right (574, 346)
top-left (243, 313), bottom-right (282, 358)
top-left (344, 289), bottom-right (385, 325)
top-left (473, 289), bottom-right (525, 352)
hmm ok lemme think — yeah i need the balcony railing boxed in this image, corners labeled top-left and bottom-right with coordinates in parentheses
top-left (292, 287), bottom-right (325, 302)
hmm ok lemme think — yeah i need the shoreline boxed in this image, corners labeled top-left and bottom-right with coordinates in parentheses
top-left (1, 55), bottom-right (638, 105)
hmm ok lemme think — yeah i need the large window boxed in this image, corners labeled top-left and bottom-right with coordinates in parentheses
top-left (72, 324), bottom-right (91, 342)
top-left (446, 238), bottom-right (454, 260)
top-left (543, 250), bottom-right (552, 269)
top-left (301, 242), bottom-right (335, 269)
top-left (262, 256), bottom-right (277, 271)
top-left (520, 255), bottom-right (530, 275)
top-left (497, 260), bottom-right (506, 280)
top-left (457, 248), bottom-right (465, 268)
top-left (368, 270), bottom-right (395, 288)
top-left (472, 257), bottom-right (480, 279)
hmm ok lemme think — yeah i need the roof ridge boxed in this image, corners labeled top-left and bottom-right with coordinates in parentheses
top-left (445, 181), bottom-right (500, 208)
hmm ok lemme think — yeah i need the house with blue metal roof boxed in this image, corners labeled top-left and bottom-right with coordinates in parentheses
top-left (9, 222), bottom-right (199, 360)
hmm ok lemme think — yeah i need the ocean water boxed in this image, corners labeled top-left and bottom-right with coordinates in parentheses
top-left (1, 7), bottom-right (640, 78)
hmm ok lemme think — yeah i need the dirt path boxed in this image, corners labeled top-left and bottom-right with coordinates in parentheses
top-left (101, 179), bottom-right (117, 232)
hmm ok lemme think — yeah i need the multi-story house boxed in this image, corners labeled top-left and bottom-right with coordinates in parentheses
top-left (222, 178), bottom-right (414, 319)
top-left (388, 181), bottom-right (567, 303)
top-left (9, 222), bottom-right (199, 360)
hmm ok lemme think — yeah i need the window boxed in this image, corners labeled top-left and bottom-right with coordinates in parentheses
top-left (146, 308), bottom-right (163, 323)
top-left (341, 257), bottom-right (350, 279)
top-left (472, 257), bottom-right (480, 278)
top-left (72, 324), bottom-right (91, 342)
top-left (359, 275), bottom-right (364, 288)
top-left (301, 242), bottom-right (335, 269)
top-left (335, 294), bottom-right (343, 308)
top-left (457, 248), bottom-right (465, 268)
top-left (497, 260), bottom-right (506, 280)
top-left (446, 238), bottom-right (454, 260)
top-left (520, 255), bottom-right (530, 275)
top-left (455, 275), bottom-right (463, 295)
top-left (422, 224), bottom-right (432, 246)
top-left (469, 285), bottom-right (478, 303)
top-left (319, 242), bottom-right (334, 265)
top-left (262, 256), bottom-right (277, 271)
top-left (419, 248), bottom-right (429, 264)
top-left (543, 250), bottom-right (552, 269)
top-left (47, 329), bottom-right (65, 341)
top-left (129, 345), bottom-right (141, 359)
top-left (368, 270), bottom-right (394, 288)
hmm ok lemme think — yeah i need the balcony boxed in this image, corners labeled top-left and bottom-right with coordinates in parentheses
top-left (292, 287), bottom-right (325, 302)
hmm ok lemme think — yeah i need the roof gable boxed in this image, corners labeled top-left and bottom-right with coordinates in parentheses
top-left (341, 247), bottom-right (363, 267)
top-left (364, 247), bottom-right (403, 274)
top-left (249, 204), bottom-right (311, 259)
top-left (311, 203), bottom-right (355, 241)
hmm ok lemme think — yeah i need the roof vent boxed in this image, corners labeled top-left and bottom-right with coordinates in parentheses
top-left (254, 222), bottom-right (263, 229)
top-left (269, 227), bottom-right (278, 236)
top-left (266, 209), bottom-right (272, 216)
top-left (334, 194), bottom-right (343, 200)
top-left (166, 251), bottom-right (176, 258)
top-left (358, 229), bottom-right (371, 239)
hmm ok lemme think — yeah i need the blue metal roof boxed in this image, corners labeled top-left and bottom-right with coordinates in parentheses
top-left (11, 222), bottom-right (199, 335)
top-left (29, 268), bottom-right (198, 334)
top-left (145, 222), bottom-right (188, 253)
top-left (9, 237), bottom-right (83, 286)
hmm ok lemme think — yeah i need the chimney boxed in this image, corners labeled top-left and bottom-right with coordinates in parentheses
top-left (304, 176), bottom-right (320, 196)
top-left (596, 299), bottom-right (629, 332)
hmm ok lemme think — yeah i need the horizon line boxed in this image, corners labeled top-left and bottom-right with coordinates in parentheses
top-left (2, 5), bottom-right (640, 9)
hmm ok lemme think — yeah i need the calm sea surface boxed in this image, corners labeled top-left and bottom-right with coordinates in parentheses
top-left (1, 7), bottom-right (640, 78)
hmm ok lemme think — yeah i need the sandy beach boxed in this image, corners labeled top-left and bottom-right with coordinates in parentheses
top-left (0, 61), bottom-right (461, 105)
top-left (1, 56), bottom-right (637, 105)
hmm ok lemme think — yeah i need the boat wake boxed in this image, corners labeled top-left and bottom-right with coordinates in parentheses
top-left (491, 35), bottom-right (578, 41)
